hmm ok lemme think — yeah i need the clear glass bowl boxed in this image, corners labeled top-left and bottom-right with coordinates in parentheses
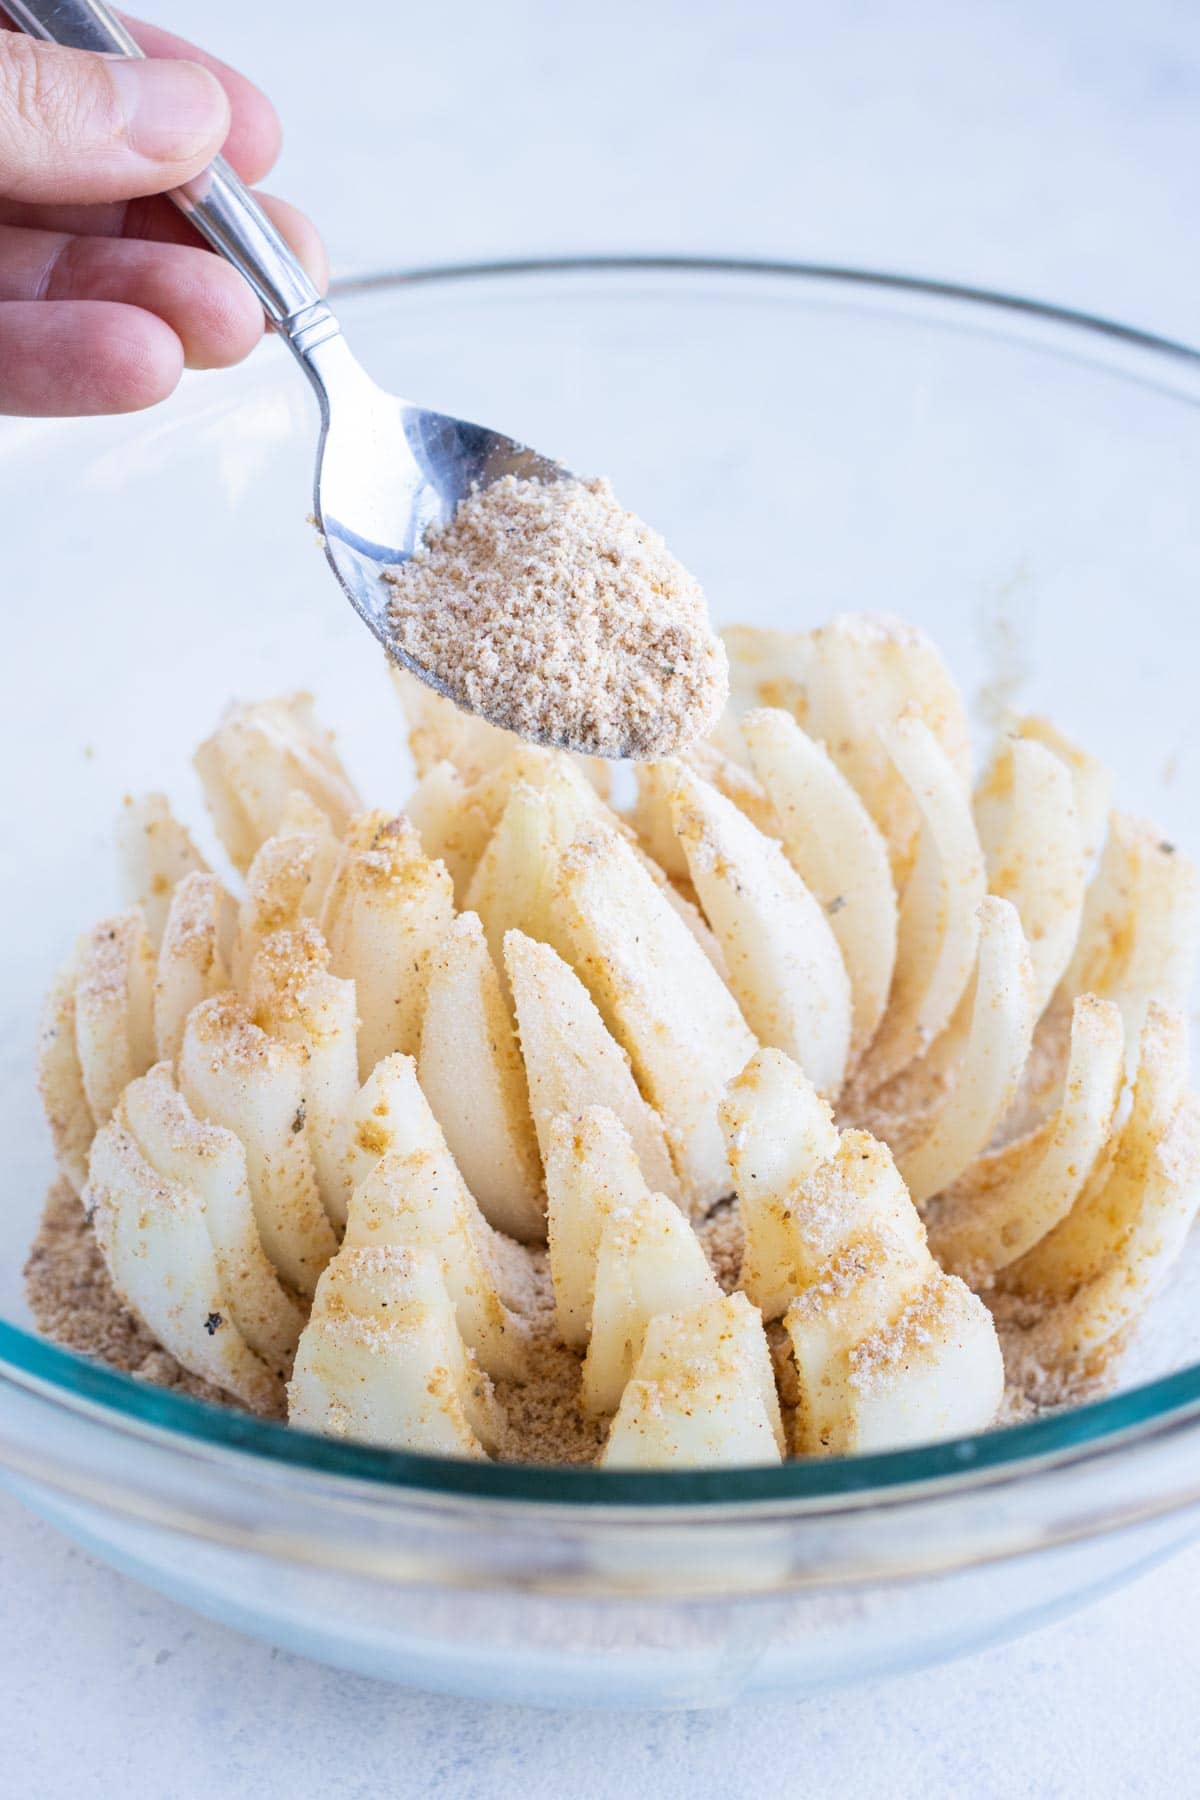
top-left (3, 259), bottom-right (1200, 1709)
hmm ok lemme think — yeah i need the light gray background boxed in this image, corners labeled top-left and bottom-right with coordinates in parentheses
top-left (5, 0), bottom-right (1200, 1793)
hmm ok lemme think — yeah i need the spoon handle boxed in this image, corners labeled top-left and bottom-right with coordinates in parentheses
top-left (4, 0), bottom-right (340, 357)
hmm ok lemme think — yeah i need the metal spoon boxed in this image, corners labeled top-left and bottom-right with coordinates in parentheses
top-left (9, 0), bottom-right (577, 733)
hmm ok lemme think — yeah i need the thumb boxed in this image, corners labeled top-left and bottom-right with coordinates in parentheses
top-left (0, 32), bottom-right (230, 205)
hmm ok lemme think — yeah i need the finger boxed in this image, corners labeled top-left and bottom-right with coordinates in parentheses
top-left (0, 299), bottom-right (181, 413)
top-left (117, 14), bottom-right (281, 184)
top-left (0, 31), bottom-right (230, 204)
top-left (0, 187), bottom-right (329, 292)
top-left (0, 10), bottom-right (281, 186)
top-left (0, 222), bottom-right (262, 366)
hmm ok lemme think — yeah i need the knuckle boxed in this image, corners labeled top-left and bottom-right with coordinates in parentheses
top-left (2, 36), bottom-right (59, 132)
top-left (0, 36), bottom-right (115, 170)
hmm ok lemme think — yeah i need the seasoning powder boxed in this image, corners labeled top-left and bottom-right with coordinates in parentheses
top-left (383, 475), bottom-right (728, 759)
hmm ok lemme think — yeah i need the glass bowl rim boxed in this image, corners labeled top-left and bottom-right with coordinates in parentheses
top-left (6, 251), bottom-right (1200, 1511)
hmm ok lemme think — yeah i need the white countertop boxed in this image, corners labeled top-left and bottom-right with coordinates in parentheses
top-left (6, 0), bottom-right (1200, 1790)
top-left (4, 1485), bottom-right (1198, 1797)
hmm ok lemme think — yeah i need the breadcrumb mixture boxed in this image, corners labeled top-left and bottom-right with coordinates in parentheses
top-left (489, 1249), bottom-right (604, 1465)
top-left (24, 1179), bottom-right (1102, 1460)
top-left (382, 476), bottom-right (728, 760)
top-left (25, 1179), bottom-right (259, 1413)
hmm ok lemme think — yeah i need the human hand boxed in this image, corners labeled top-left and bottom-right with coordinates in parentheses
top-left (0, 13), bottom-right (326, 415)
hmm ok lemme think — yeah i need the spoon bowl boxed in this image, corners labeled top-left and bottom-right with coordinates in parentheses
top-left (305, 333), bottom-right (569, 671)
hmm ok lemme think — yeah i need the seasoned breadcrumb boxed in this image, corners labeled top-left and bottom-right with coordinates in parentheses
top-left (383, 476), bottom-right (728, 759)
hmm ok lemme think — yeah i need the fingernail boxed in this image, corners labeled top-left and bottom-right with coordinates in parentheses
top-left (110, 58), bottom-right (230, 164)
